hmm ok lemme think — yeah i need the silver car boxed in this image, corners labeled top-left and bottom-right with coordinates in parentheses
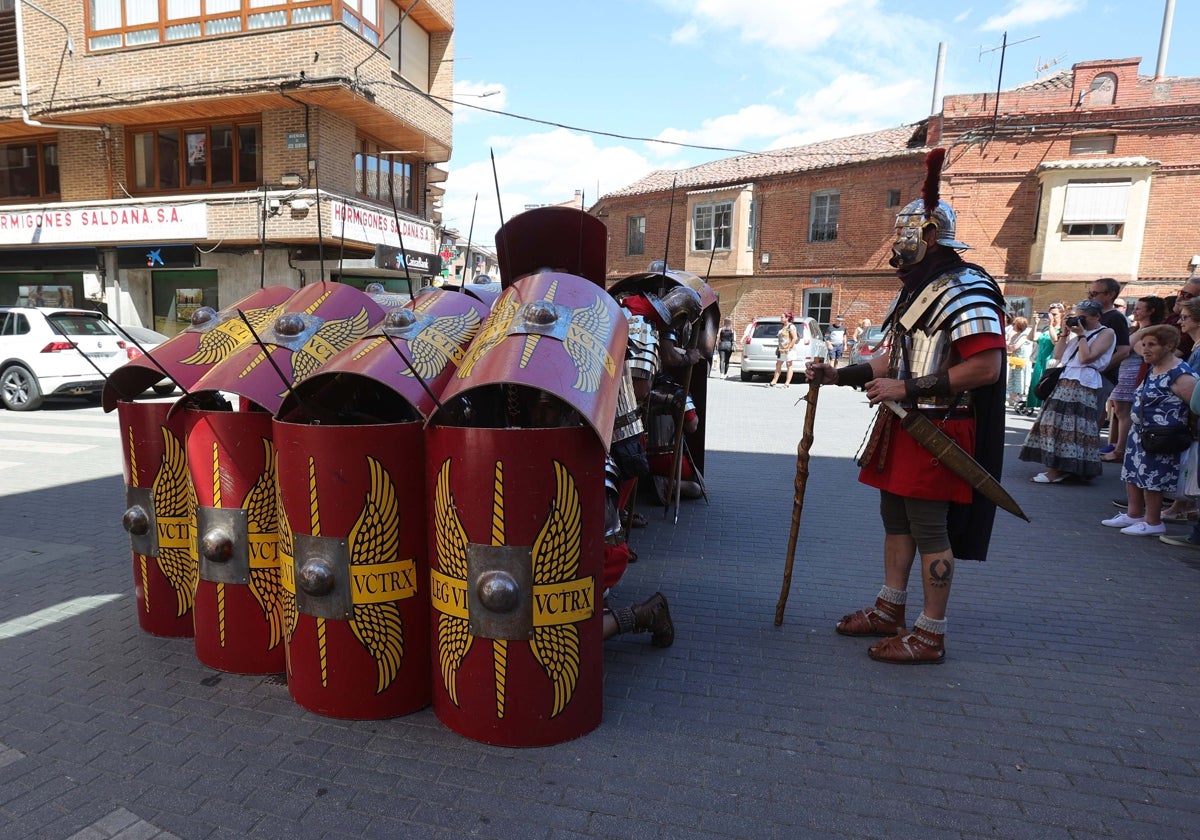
top-left (848, 325), bottom-right (889, 366)
top-left (739, 316), bottom-right (825, 382)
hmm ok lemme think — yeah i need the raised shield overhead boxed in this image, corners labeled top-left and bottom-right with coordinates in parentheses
top-left (118, 400), bottom-right (197, 638)
top-left (278, 288), bottom-right (489, 424)
top-left (185, 407), bottom-right (285, 674)
top-left (495, 206), bottom-right (607, 289)
top-left (102, 286), bottom-right (296, 412)
top-left (431, 271), bottom-right (628, 450)
top-left (183, 282), bottom-right (385, 415)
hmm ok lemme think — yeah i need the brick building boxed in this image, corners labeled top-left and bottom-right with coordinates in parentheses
top-left (593, 57), bottom-right (1200, 339)
top-left (0, 0), bottom-right (453, 334)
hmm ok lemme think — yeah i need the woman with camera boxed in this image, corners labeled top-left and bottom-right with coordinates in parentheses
top-left (1102, 324), bottom-right (1196, 535)
top-left (1019, 300), bottom-right (1115, 483)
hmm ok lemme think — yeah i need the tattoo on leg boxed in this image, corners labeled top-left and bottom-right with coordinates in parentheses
top-left (928, 558), bottom-right (953, 588)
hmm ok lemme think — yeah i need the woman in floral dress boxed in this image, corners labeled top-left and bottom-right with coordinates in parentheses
top-left (1102, 324), bottom-right (1196, 536)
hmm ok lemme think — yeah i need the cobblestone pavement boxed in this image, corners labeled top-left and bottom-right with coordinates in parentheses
top-left (0, 377), bottom-right (1197, 839)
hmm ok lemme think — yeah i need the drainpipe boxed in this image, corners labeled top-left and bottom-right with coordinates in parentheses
top-left (15, 0), bottom-right (105, 133)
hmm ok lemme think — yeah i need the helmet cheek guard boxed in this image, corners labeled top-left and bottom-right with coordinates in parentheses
top-left (890, 198), bottom-right (970, 267)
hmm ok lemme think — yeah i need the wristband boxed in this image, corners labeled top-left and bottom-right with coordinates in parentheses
top-left (904, 371), bottom-right (952, 399)
top-left (837, 363), bottom-right (873, 389)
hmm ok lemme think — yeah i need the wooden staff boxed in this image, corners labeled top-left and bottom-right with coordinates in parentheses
top-left (775, 357), bottom-right (823, 625)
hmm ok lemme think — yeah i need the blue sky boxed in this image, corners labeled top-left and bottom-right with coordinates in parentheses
top-left (441, 0), bottom-right (1199, 243)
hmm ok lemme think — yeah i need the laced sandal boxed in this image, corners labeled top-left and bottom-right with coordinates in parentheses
top-left (867, 627), bottom-right (945, 664)
top-left (835, 599), bottom-right (905, 637)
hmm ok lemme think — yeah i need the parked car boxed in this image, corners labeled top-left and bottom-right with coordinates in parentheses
top-left (740, 316), bottom-right (825, 382)
top-left (849, 325), bottom-right (888, 366)
top-left (0, 306), bottom-right (129, 411)
top-left (118, 325), bottom-right (178, 396)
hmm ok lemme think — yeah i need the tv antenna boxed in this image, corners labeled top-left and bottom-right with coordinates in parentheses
top-left (978, 32), bottom-right (1040, 143)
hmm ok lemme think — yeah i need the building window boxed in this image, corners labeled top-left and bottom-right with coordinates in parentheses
top-left (396, 13), bottom-right (429, 89)
top-left (693, 201), bottom-right (731, 252)
top-left (130, 122), bottom-right (260, 192)
top-left (886, 189), bottom-right (901, 207)
top-left (1062, 179), bottom-right (1129, 239)
top-left (87, 0), bottom-right (350, 51)
top-left (1087, 72), bottom-right (1117, 106)
top-left (0, 140), bottom-right (58, 201)
top-left (1070, 135), bottom-right (1116, 155)
top-left (747, 199), bottom-right (758, 251)
top-left (355, 139), bottom-right (414, 210)
top-left (626, 216), bottom-right (645, 256)
top-left (810, 191), bottom-right (839, 242)
top-left (804, 288), bottom-right (832, 332)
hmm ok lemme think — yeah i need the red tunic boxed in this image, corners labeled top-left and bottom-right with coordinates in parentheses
top-left (858, 332), bottom-right (1005, 504)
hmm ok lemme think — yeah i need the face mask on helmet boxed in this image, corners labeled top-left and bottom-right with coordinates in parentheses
top-left (889, 198), bottom-right (970, 268)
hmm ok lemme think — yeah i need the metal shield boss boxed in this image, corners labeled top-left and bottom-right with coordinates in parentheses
top-left (184, 407), bottom-right (285, 674)
top-left (274, 420), bottom-right (431, 719)
top-left (117, 400), bottom-right (197, 638)
top-left (426, 425), bottom-right (606, 746)
top-left (278, 288), bottom-right (490, 424)
top-left (102, 285), bottom-right (296, 412)
top-left (185, 282), bottom-right (386, 415)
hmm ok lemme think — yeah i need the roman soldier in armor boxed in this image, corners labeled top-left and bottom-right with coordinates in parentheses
top-left (806, 149), bottom-right (1007, 664)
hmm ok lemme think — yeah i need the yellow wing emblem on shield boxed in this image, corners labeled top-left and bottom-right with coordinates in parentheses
top-left (404, 310), bottom-right (482, 381)
top-left (151, 426), bottom-right (197, 618)
top-left (529, 460), bottom-right (583, 717)
top-left (457, 293), bottom-right (520, 380)
top-left (290, 307), bottom-right (375, 383)
top-left (178, 303), bottom-right (284, 367)
top-left (434, 459), bottom-right (474, 706)
top-left (244, 438), bottom-right (284, 650)
top-left (347, 457), bottom-right (405, 694)
top-left (276, 473), bottom-right (298, 642)
top-left (564, 297), bottom-right (616, 394)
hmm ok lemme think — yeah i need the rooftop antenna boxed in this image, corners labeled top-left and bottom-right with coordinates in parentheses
top-left (979, 32), bottom-right (1039, 143)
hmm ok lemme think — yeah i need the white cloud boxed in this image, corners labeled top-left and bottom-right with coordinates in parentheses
top-left (652, 73), bottom-right (922, 152)
top-left (442, 129), bottom-right (685, 239)
top-left (980, 0), bottom-right (1084, 32)
top-left (670, 20), bottom-right (702, 45)
top-left (655, 0), bottom-right (903, 52)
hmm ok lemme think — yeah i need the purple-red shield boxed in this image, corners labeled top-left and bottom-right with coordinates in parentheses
top-left (433, 272), bottom-right (627, 449)
top-left (185, 407), bottom-right (285, 674)
top-left (185, 282), bottom-right (385, 415)
top-left (278, 289), bottom-right (490, 423)
top-left (426, 425), bottom-right (605, 746)
top-left (117, 400), bottom-right (197, 637)
top-left (102, 286), bottom-right (296, 412)
top-left (495, 206), bottom-right (607, 288)
top-left (274, 420), bottom-right (431, 719)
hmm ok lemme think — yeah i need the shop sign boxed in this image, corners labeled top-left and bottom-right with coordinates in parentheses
top-left (374, 244), bottom-right (442, 275)
top-left (0, 204), bottom-right (208, 246)
top-left (330, 201), bottom-right (435, 254)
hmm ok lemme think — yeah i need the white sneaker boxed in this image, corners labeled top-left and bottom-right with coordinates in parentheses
top-left (1120, 521), bottom-right (1166, 536)
top-left (1101, 513), bottom-right (1143, 528)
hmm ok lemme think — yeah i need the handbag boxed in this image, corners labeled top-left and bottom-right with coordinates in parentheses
top-left (1137, 375), bottom-right (1193, 455)
top-left (1184, 441), bottom-right (1200, 497)
top-left (1142, 426), bottom-right (1192, 455)
top-left (1033, 366), bottom-right (1063, 401)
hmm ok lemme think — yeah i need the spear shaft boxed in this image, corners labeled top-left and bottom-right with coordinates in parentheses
top-left (775, 359), bottom-right (823, 625)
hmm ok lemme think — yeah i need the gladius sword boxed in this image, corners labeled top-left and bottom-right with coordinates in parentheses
top-left (882, 400), bottom-right (1030, 522)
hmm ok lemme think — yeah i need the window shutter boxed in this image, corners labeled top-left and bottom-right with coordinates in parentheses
top-left (1062, 180), bottom-right (1130, 223)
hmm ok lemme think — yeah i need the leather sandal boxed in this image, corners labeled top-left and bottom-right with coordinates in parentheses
top-left (867, 627), bottom-right (945, 664)
top-left (835, 598), bottom-right (905, 637)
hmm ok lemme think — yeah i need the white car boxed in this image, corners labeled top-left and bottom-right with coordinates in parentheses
top-left (117, 324), bottom-right (178, 396)
top-left (0, 306), bottom-right (129, 410)
top-left (739, 316), bottom-right (825, 382)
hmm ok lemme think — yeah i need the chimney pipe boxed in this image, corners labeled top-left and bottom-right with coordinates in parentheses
top-left (1155, 0), bottom-right (1175, 79)
top-left (930, 42), bottom-right (946, 116)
